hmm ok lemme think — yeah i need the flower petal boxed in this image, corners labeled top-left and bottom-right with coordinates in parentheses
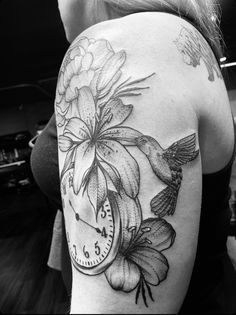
top-left (81, 53), bottom-right (93, 71)
top-left (64, 57), bottom-right (82, 88)
top-left (73, 141), bottom-right (95, 194)
top-left (64, 118), bottom-right (90, 142)
top-left (97, 71), bottom-right (122, 99)
top-left (100, 98), bottom-right (133, 130)
top-left (69, 70), bottom-right (95, 97)
top-left (56, 111), bottom-right (66, 127)
top-left (87, 166), bottom-right (107, 214)
top-left (58, 135), bottom-right (73, 152)
top-left (74, 55), bottom-right (83, 68)
top-left (61, 148), bottom-right (76, 177)
top-left (88, 39), bottom-right (114, 70)
top-left (60, 53), bottom-right (72, 73)
top-left (56, 91), bottom-right (64, 107)
top-left (133, 218), bottom-right (176, 252)
top-left (77, 86), bottom-right (96, 132)
top-left (57, 71), bottom-right (65, 96)
top-left (105, 253), bottom-right (140, 292)
top-left (65, 85), bottom-right (79, 103)
top-left (97, 140), bottom-right (140, 198)
top-left (56, 97), bottom-right (69, 115)
top-left (65, 69), bottom-right (95, 103)
top-left (109, 190), bottom-right (142, 251)
top-left (99, 161), bottom-right (121, 193)
top-left (90, 70), bottom-right (100, 97)
top-left (70, 37), bottom-right (90, 56)
top-left (63, 132), bottom-right (83, 144)
top-left (64, 99), bottom-right (81, 120)
top-left (129, 247), bottom-right (169, 286)
top-left (79, 37), bottom-right (90, 49)
top-left (96, 51), bottom-right (126, 93)
top-left (101, 127), bottom-right (143, 146)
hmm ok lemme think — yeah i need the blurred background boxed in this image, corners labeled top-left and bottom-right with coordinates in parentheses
top-left (0, 0), bottom-right (69, 313)
top-left (0, 0), bottom-right (235, 314)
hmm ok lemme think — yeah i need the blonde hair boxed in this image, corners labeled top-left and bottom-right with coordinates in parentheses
top-left (91, 0), bottom-right (223, 60)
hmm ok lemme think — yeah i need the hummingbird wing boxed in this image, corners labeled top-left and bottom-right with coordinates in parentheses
top-left (162, 133), bottom-right (199, 166)
top-left (150, 134), bottom-right (199, 218)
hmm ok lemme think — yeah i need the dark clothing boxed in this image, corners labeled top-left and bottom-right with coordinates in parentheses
top-left (31, 115), bottom-right (61, 210)
top-left (180, 164), bottom-right (236, 313)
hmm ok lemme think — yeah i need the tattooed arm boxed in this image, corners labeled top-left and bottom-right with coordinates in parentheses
top-left (55, 13), bottom-right (231, 314)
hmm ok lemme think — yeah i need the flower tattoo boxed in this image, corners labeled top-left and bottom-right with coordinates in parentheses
top-left (105, 190), bottom-right (176, 306)
top-left (56, 36), bottom-right (199, 307)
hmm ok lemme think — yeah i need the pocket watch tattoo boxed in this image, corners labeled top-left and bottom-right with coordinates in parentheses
top-left (56, 36), bottom-right (199, 307)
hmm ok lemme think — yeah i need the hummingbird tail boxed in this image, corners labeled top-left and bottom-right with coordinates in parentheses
top-left (150, 186), bottom-right (178, 217)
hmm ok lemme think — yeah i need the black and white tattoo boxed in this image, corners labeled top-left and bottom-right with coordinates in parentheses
top-left (175, 26), bottom-right (222, 82)
top-left (136, 134), bottom-right (199, 217)
top-left (55, 36), bottom-right (199, 307)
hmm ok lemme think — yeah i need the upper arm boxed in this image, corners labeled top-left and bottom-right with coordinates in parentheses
top-left (55, 14), bottom-right (208, 314)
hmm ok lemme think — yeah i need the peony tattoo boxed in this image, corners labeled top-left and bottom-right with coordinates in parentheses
top-left (56, 36), bottom-right (199, 307)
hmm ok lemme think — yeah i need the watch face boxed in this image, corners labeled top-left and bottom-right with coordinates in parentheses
top-left (62, 171), bottom-right (120, 276)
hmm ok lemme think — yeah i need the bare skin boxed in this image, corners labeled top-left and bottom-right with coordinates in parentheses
top-left (55, 11), bottom-right (234, 314)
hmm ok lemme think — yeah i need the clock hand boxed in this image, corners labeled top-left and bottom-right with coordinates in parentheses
top-left (69, 200), bottom-right (102, 234)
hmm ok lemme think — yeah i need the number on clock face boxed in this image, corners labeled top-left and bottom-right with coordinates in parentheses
top-left (66, 197), bottom-right (120, 276)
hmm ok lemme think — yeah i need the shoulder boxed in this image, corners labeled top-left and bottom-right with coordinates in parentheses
top-left (60, 12), bottom-right (234, 173)
top-left (74, 11), bottom-right (224, 105)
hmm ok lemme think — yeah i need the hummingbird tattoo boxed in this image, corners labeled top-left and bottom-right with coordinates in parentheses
top-left (135, 133), bottom-right (199, 217)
